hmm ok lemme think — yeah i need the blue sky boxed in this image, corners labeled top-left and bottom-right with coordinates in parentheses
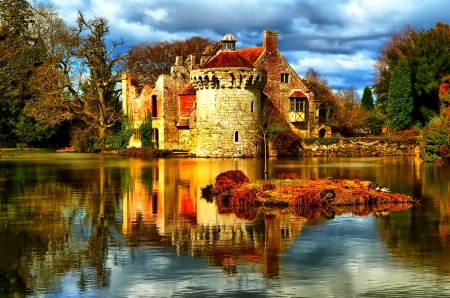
top-left (41, 0), bottom-right (450, 95)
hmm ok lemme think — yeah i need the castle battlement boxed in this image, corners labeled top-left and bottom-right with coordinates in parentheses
top-left (190, 68), bottom-right (266, 90)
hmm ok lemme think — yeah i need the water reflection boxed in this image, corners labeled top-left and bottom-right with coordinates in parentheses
top-left (0, 153), bottom-right (449, 296)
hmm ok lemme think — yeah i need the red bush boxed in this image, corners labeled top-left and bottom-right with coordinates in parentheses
top-left (439, 83), bottom-right (450, 94)
top-left (214, 170), bottom-right (249, 193)
top-left (230, 188), bottom-right (257, 207)
top-left (278, 172), bottom-right (297, 180)
top-left (262, 182), bottom-right (276, 191)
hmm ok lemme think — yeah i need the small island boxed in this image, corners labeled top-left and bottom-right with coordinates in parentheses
top-left (202, 170), bottom-right (417, 220)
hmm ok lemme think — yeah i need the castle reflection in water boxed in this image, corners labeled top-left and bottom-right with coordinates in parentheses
top-left (120, 158), bottom-right (306, 278)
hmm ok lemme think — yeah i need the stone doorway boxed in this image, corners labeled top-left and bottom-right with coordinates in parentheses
top-left (319, 128), bottom-right (326, 138)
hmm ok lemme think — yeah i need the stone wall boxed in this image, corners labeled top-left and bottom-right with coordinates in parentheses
top-left (255, 30), bottom-right (316, 133)
top-left (191, 67), bottom-right (266, 157)
top-left (297, 137), bottom-right (421, 157)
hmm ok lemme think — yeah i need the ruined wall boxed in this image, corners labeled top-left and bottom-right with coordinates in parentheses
top-left (191, 67), bottom-right (266, 157)
top-left (152, 65), bottom-right (190, 150)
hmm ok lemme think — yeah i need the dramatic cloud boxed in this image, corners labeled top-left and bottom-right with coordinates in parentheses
top-left (41, 0), bottom-right (450, 95)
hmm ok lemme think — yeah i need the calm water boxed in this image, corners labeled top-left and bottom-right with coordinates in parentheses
top-left (0, 151), bottom-right (449, 297)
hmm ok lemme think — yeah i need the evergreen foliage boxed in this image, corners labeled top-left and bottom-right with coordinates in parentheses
top-left (420, 123), bottom-right (450, 162)
top-left (0, 0), bottom-right (47, 144)
top-left (361, 86), bottom-right (374, 110)
top-left (373, 23), bottom-right (450, 125)
top-left (139, 115), bottom-right (154, 148)
top-left (387, 59), bottom-right (414, 130)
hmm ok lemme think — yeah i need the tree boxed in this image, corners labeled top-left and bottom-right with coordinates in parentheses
top-left (25, 10), bottom-right (127, 147)
top-left (387, 59), bottom-right (414, 130)
top-left (303, 67), bottom-right (338, 126)
top-left (237, 99), bottom-right (288, 179)
top-left (332, 86), bottom-right (368, 135)
top-left (127, 36), bottom-right (214, 87)
top-left (361, 86), bottom-right (374, 110)
top-left (0, 0), bottom-right (46, 145)
top-left (372, 25), bottom-right (414, 115)
top-left (373, 23), bottom-right (450, 123)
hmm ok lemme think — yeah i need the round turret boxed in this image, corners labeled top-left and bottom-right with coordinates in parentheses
top-left (190, 67), bottom-right (267, 157)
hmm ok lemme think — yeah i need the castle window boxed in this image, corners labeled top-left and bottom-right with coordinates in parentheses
top-left (290, 98), bottom-right (305, 112)
top-left (152, 128), bottom-right (159, 147)
top-left (281, 73), bottom-right (289, 83)
top-left (251, 101), bottom-right (254, 113)
top-left (234, 131), bottom-right (239, 142)
top-left (152, 95), bottom-right (157, 117)
top-left (133, 129), bottom-right (140, 141)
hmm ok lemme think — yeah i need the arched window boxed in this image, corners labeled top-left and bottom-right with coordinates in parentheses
top-left (152, 95), bottom-right (157, 118)
top-left (234, 131), bottom-right (239, 142)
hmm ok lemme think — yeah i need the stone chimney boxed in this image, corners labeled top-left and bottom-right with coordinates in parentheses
top-left (121, 73), bottom-right (129, 115)
top-left (263, 30), bottom-right (278, 53)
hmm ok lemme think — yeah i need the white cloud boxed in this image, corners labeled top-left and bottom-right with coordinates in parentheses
top-left (294, 52), bottom-right (374, 74)
top-left (145, 8), bottom-right (169, 22)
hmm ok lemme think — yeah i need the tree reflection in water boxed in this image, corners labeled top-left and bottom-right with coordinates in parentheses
top-left (0, 153), bottom-right (449, 296)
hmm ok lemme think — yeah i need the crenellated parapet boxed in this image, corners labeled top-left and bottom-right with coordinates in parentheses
top-left (190, 68), bottom-right (266, 90)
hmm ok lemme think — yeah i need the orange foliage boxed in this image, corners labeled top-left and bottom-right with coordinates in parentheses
top-left (277, 173), bottom-right (297, 180)
top-left (205, 171), bottom-right (416, 222)
top-left (214, 170), bottom-right (249, 193)
top-left (439, 83), bottom-right (450, 94)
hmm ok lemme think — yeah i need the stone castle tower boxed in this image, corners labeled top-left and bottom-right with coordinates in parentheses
top-left (190, 34), bottom-right (267, 157)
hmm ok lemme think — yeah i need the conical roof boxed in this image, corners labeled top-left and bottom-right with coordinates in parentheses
top-left (221, 33), bottom-right (237, 42)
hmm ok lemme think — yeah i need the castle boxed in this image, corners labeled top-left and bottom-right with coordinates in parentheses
top-left (121, 30), bottom-right (330, 157)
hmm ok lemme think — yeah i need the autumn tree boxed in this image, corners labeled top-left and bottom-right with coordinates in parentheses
top-left (387, 59), bottom-right (414, 130)
top-left (25, 10), bottom-right (127, 148)
top-left (127, 36), bottom-right (214, 87)
top-left (332, 86), bottom-right (369, 135)
top-left (303, 67), bottom-right (337, 126)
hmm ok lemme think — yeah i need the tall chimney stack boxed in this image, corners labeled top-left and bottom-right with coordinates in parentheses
top-left (263, 30), bottom-right (278, 53)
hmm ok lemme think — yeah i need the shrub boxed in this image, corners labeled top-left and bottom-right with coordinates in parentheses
top-left (303, 138), bottom-right (316, 146)
top-left (278, 173), bottom-right (297, 180)
top-left (420, 123), bottom-right (450, 162)
top-left (140, 115), bottom-right (154, 148)
top-left (272, 130), bottom-right (302, 156)
top-left (230, 188), bottom-right (257, 207)
top-left (214, 170), bottom-right (249, 193)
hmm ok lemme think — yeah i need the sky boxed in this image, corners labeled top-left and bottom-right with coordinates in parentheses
top-left (40, 0), bottom-right (450, 96)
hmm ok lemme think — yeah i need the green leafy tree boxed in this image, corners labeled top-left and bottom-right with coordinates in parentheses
top-left (387, 59), bottom-right (414, 130)
top-left (361, 86), bottom-right (374, 110)
top-left (373, 23), bottom-right (450, 124)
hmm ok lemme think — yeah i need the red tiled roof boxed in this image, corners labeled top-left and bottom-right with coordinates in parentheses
top-left (204, 51), bottom-right (254, 68)
top-left (288, 90), bottom-right (307, 98)
top-left (236, 47), bottom-right (264, 66)
top-left (179, 83), bottom-right (196, 95)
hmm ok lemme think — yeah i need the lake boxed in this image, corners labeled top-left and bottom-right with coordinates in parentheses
top-left (0, 151), bottom-right (449, 297)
